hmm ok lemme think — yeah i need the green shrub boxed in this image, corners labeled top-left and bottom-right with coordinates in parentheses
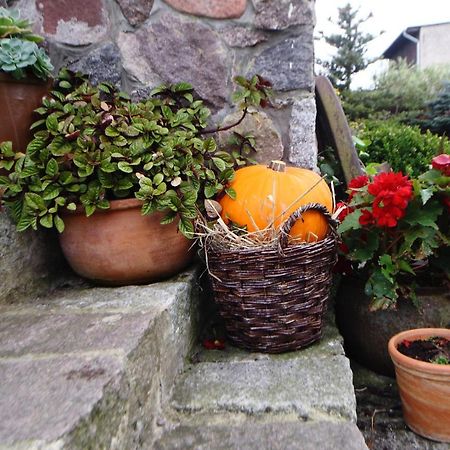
top-left (355, 119), bottom-right (450, 177)
top-left (343, 60), bottom-right (450, 121)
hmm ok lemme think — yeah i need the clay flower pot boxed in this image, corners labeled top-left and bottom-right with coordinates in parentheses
top-left (0, 73), bottom-right (52, 153)
top-left (59, 198), bottom-right (194, 285)
top-left (388, 328), bottom-right (450, 443)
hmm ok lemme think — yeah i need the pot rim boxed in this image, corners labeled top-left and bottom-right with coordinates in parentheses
top-left (0, 72), bottom-right (53, 85)
top-left (388, 328), bottom-right (450, 374)
top-left (63, 197), bottom-right (143, 216)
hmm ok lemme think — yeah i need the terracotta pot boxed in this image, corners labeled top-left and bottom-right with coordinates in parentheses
top-left (59, 198), bottom-right (194, 285)
top-left (388, 328), bottom-right (450, 443)
top-left (0, 73), bottom-right (52, 152)
top-left (335, 276), bottom-right (450, 376)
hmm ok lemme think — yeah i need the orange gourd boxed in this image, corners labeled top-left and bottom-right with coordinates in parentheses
top-left (219, 160), bottom-right (333, 242)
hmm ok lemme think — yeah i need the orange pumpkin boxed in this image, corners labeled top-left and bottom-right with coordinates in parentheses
top-left (219, 160), bottom-right (333, 242)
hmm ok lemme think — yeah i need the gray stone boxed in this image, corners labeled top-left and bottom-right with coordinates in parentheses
top-left (0, 354), bottom-right (124, 445)
top-left (251, 31), bottom-right (314, 92)
top-left (172, 354), bottom-right (357, 421)
top-left (0, 212), bottom-right (65, 305)
top-left (155, 422), bottom-right (368, 450)
top-left (220, 25), bottom-right (267, 48)
top-left (0, 269), bottom-right (200, 448)
top-left (118, 13), bottom-right (230, 108)
top-left (217, 109), bottom-right (284, 163)
top-left (288, 96), bottom-right (318, 169)
top-left (116, 0), bottom-right (154, 26)
top-left (68, 42), bottom-right (122, 87)
top-left (253, 0), bottom-right (315, 30)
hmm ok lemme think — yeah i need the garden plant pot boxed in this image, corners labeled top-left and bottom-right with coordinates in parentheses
top-left (335, 276), bottom-right (450, 376)
top-left (388, 328), bottom-right (450, 443)
top-left (0, 73), bottom-right (52, 153)
top-left (59, 198), bottom-right (194, 285)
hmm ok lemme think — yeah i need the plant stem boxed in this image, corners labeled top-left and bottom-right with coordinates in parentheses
top-left (200, 108), bottom-right (248, 135)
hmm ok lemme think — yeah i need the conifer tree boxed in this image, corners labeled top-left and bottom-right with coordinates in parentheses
top-left (318, 3), bottom-right (375, 91)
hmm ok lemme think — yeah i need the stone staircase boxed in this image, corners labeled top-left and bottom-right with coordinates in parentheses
top-left (0, 268), bottom-right (368, 449)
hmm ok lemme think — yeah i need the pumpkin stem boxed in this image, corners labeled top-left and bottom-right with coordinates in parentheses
top-left (268, 160), bottom-right (286, 172)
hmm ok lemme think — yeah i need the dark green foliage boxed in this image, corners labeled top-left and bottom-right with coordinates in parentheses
top-left (413, 81), bottom-right (450, 137)
top-left (0, 71), bottom-right (270, 237)
top-left (317, 3), bottom-right (375, 91)
top-left (355, 120), bottom-right (450, 177)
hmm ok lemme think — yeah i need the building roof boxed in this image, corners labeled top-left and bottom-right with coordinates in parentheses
top-left (382, 21), bottom-right (450, 59)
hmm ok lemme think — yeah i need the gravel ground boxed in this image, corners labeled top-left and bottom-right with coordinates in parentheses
top-left (352, 361), bottom-right (449, 450)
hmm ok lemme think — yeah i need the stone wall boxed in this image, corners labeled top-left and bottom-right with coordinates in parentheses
top-left (1, 0), bottom-right (317, 301)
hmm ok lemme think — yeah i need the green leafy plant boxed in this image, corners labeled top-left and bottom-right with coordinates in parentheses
top-left (0, 70), bottom-right (271, 238)
top-left (354, 119), bottom-right (450, 177)
top-left (0, 7), bottom-right (53, 79)
top-left (336, 154), bottom-right (450, 310)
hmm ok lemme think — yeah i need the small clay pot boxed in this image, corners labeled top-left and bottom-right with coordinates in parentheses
top-left (59, 198), bottom-right (194, 285)
top-left (0, 73), bottom-right (52, 153)
top-left (388, 328), bottom-right (450, 443)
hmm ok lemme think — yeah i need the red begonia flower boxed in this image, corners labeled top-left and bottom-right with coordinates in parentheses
top-left (348, 175), bottom-right (369, 198)
top-left (335, 202), bottom-right (353, 222)
top-left (432, 154), bottom-right (450, 176)
top-left (359, 209), bottom-right (375, 226)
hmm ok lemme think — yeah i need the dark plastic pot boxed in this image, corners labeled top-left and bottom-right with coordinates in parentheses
top-left (0, 73), bottom-right (52, 153)
top-left (335, 275), bottom-right (450, 376)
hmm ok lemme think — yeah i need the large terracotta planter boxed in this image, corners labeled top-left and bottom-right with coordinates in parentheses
top-left (335, 276), bottom-right (450, 376)
top-left (0, 73), bottom-right (52, 152)
top-left (59, 198), bottom-right (194, 285)
top-left (388, 328), bottom-right (450, 443)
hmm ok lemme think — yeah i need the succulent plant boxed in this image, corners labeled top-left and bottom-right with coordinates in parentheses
top-left (0, 8), bottom-right (53, 79)
top-left (0, 7), bottom-right (43, 42)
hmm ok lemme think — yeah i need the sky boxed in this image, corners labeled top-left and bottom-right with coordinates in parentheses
top-left (315, 0), bottom-right (450, 88)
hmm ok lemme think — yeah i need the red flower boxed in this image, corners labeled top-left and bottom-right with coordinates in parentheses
top-left (348, 175), bottom-right (369, 198)
top-left (335, 202), bottom-right (353, 222)
top-left (432, 154), bottom-right (450, 176)
top-left (359, 209), bottom-right (375, 226)
top-left (202, 339), bottom-right (226, 350)
top-left (366, 172), bottom-right (413, 227)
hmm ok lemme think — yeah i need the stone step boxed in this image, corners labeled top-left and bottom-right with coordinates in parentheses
top-left (0, 269), bottom-right (200, 449)
top-left (158, 315), bottom-right (368, 449)
top-left (155, 421), bottom-right (368, 450)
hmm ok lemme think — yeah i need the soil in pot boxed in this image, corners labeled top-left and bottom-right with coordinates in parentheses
top-left (335, 275), bottom-right (450, 377)
top-left (59, 198), bottom-right (194, 285)
top-left (397, 337), bottom-right (450, 365)
top-left (388, 328), bottom-right (450, 443)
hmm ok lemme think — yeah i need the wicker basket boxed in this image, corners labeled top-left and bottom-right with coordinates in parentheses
top-left (204, 203), bottom-right (338, 353)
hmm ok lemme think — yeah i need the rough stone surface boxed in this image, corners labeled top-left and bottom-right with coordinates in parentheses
top-left (253, 0), bottom-right (315, 30)
top-left (118, 13), bottom-right (230, 108)
top-left (0, 269), bottom-right (200, 448)
top-left (0, 212), bottom-right (66, 305)
top-left (116, 0), bottom-right (154, 26)
top-left (251, 31), bottom-right (314, 92)
top-left (36, 0), bottom-right (108, 45)
top-left (172, 354), bottom-right (356, 420)
top-left (163, 0), bottom-right (247, 19)
top-left (217, 109), bottom-right (284, 163)
top-left (220, 25), bottom-right (267, 48)
top-left (155, 422), bottom-right (368, 450)
top-left (288, 96), bottom-right (318, 169)
top-left (68, 43), bottom-right (122, 87)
